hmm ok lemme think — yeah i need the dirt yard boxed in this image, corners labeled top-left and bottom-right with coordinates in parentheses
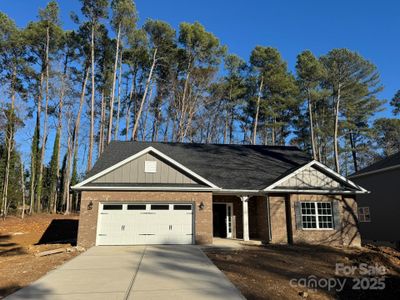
top-left (205, 244), bottom-right (400, 300)
top-left (0, 214), bottom-right (80, 298)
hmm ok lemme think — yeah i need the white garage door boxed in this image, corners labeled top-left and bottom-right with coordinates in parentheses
top-left (96, 203), bottom-right (193, 245)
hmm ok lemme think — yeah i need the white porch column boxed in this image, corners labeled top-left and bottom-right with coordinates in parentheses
top-left (240, 196), bottom-right (250, 241)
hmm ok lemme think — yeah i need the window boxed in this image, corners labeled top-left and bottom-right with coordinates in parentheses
top-left (103, 204), bottom-right (123, 210)
top-left (151, 204), bottom-right (169, 210)
top-left (358, 207), bottom-right (371, 222)
top-left (173, 204), bottom-right (192, 210)
top-left (127, 204), bottom-right (146, 210)
top-left (145, 160), bottom-right (157, 173)
top-left (301, 202), bottom-right (333, 229)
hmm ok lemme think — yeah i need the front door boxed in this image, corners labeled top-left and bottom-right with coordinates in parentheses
top-left (213, 204), bottom-right (227, 237)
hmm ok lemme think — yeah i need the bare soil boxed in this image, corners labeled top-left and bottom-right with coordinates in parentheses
top-left (205, 244), bottom-right (400, 300)
top-left (0, 214), bottom-right (80, 298)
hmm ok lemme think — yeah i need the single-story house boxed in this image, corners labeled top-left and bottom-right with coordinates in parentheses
top-left (72, 142), bottom-right (367, 249)
top-left (349, 152), bottom-right (400, 248)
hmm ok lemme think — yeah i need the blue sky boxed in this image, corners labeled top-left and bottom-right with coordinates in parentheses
top-left (1, 0), bottom-right (399, 165)
top-left (1, 0), bottom-right (399, 113)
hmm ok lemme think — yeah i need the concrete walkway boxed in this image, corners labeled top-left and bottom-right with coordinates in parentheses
top-left (6, 245), bottom-right (244, 300)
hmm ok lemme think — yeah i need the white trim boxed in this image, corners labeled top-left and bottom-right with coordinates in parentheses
top-left (72, 146), bottom-right (220, 189)
top-left (72, 186), bottom-right (218, 191)
top-left (263, 160), bottom-right (368, 193)
top-left (213, 189), bottom-right (261, 195)
top-left (240, 196), bottom-right (250, 241)
top-left (349, 164), bottom-right (400, 179)
top-left (269, 189), bottom-right (367, 194)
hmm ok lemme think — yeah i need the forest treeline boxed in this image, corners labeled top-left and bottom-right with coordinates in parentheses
top-left (1, 0), bottom-right (399, 217)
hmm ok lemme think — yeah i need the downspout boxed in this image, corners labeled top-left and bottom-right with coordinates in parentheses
top-left (266, 193), bottom-right (272, 243)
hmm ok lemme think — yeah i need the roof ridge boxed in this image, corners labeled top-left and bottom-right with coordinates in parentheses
top-left (109, 140), bottom-right (302, 150)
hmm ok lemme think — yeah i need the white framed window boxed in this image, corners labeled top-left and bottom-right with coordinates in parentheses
top-left (301, 202), bottom-right (334, 229)
top-left (358, 207), bottom-right (371, 222)
top-left (144, 160), bottom-right (157, 173)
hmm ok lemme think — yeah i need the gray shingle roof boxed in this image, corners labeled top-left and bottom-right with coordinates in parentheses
top-left (350, 151), bottom-right (400, 177)
top-left (85, 141), bottom-right (311, 190)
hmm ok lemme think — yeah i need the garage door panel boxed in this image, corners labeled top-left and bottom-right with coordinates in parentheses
top-left (96, 203), bottom-right (193, 245)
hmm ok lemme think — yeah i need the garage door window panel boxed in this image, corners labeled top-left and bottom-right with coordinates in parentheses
top-left (173, 204), bottom-right (192, 210)
top-left (151, 204), bottom-right (169, 210)
top-left (127, 204), bottom-right (146, 210)
top-left (103, 204), bottom-right (123, 210)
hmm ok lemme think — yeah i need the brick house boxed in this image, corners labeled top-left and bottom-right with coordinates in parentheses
top-left (72, 142), bottom-right (366, 249)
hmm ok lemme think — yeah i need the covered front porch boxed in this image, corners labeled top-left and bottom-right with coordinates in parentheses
top-left (212, 195), bottom-right (271, 243)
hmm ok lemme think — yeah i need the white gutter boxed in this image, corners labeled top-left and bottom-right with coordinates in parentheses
top-left (213, 189), bottom-right (262, 195)
top-left (268, 189), bottom-right (369, 194)
top-left (72, 186), bottom-right (218, 192)
top-left (72, 186), bottom-right (367, 194)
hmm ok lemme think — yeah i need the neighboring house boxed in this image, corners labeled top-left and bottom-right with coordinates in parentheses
top-left (349, 152), bottom-right (400, 248)
top-left (72, 142), bottom-right (367, 249)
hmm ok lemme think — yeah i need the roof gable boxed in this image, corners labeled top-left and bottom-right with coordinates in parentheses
top-left (73, 146), bottom-right (219, 189)
top-left (264, 161), bottom-right (367, 193)
top-left (92, 152), bottom-right (201, 185)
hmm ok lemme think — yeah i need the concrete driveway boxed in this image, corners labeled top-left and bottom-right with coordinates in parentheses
top-left (6, 245), bottom-right (244, 300)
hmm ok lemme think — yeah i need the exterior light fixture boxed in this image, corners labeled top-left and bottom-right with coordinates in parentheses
top-left (199, 202), bottom-right (205, 210)
top-left (88, 201), bottom-right (93, 211)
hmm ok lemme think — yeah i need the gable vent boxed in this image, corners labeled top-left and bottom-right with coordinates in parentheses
top-left (144, 160), bottom-right (157, 173)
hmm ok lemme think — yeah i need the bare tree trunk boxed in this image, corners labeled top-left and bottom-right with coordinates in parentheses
top-left (141, 86), bottom-right (153, 141)
top-left (177, 61), bottom-right (192, 141)
top-left (64, 68), bottom-right (88, 214)
top-left (1, 67), bottom-right (16, 219)
top-left (75, 67), bottom-right (90, 159)
top-left (333, 84), bottom-right (341, 173)
top-left (64, 67), bottom-right (89, 214)
top-left (131, 48), bottom-right (157, 141)
top-left (63, 127), bottom-right (72, 216)
top-left (98, 91), bottom-right (105, 157)
top-left (114, 51), bottom-right (123, 140)
top-left (36, 26), bottom-right (51, 213)
top-left (272, 118), bottom-right (276, 146)
top-left (223, 111), bottom-right (229, 144)
top-left (125, 103), bottom-right (131, 141)
top-left (1, 123), bottom-right (12, 219)
top-left (349, 130), bottom-right (358, 172)
top-left (51, 54), bottom-right (68, 214)
top-left (107, 23), bottom-right (121, 144)
top-left (20, 163), bottom-right (25, 219)
top-left (29, 69), bottom-right (44, 215)
top-left (307, 89), bottom-right (317, 160)
top-left (252, 76), bottom-right (264, 145)
top-left (163, 117), bottom-right (170, 142)
top-left (87, 25), bottom-right (96, 172)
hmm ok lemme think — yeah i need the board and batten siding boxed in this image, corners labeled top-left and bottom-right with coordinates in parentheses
top-left (92, 153), bottom-right (198, 184)
top-left (277, 165), bottom-right (341, 189)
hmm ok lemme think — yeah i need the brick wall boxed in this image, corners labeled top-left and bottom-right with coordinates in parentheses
top-left (269, 195), bottom-right (288, 244)
top-left (77, 191), bottom-right (213, 249)
top-left (255, 196), bottom-right (269, 241)
top-left (289, 194), bottom-right (361, 247)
